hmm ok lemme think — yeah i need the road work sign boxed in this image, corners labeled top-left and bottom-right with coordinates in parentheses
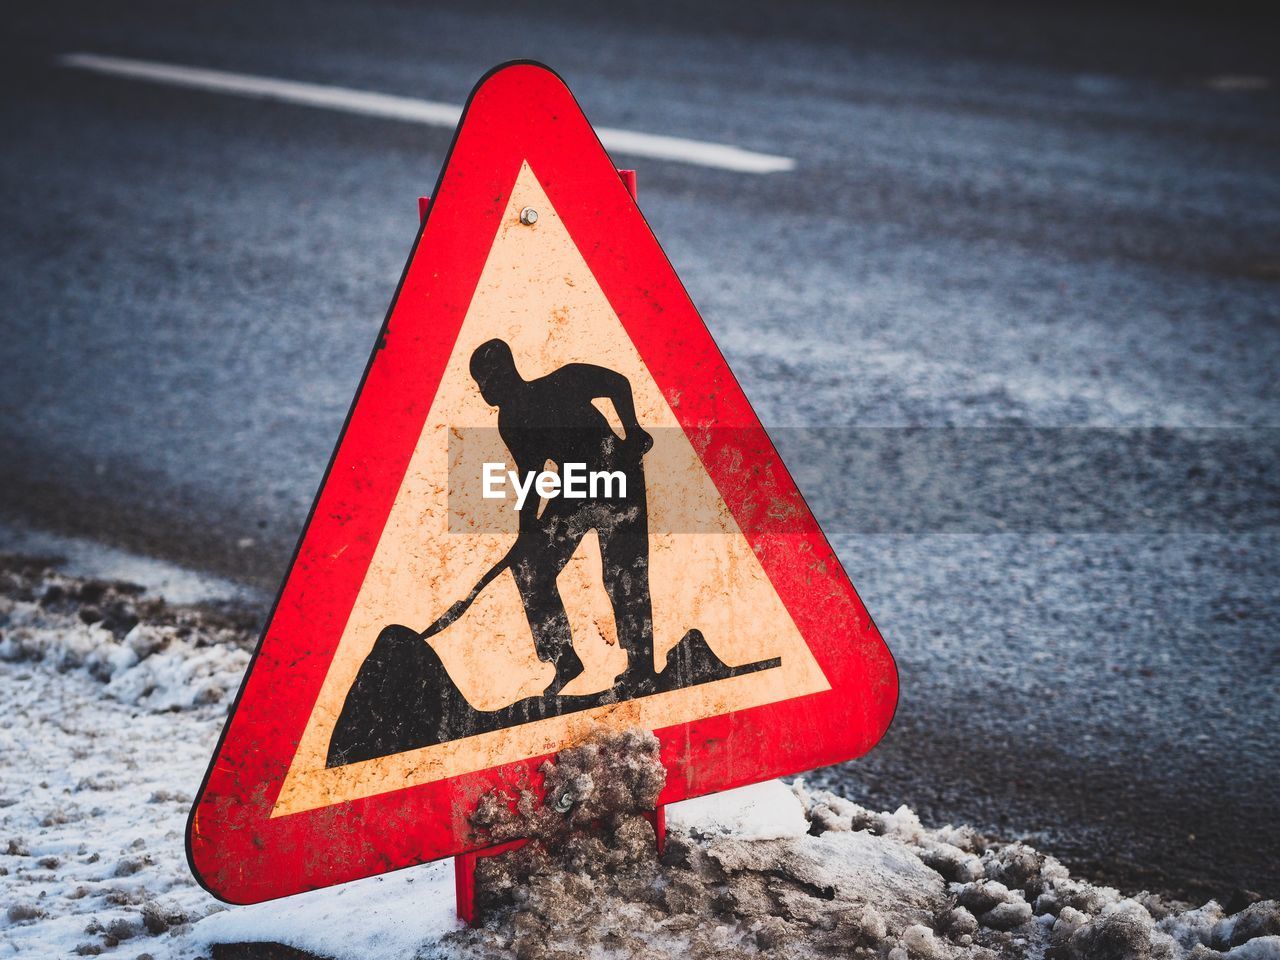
top-left (187, 61), bottom-right (897, 904)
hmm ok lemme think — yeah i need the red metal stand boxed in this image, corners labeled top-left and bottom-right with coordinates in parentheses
top-left (644, 803), bottom-right (667, 856)
top-left (453, 804), bottom-right (665, 925)
top-left (453, 838), bottom-right (527, 926)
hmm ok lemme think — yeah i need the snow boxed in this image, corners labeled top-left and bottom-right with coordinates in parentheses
top-left (666, 778), bottom-right (810, 841)
top-left (3, 558), bottom-right (1279, 960)
top-left (0, 641), bottom-right (227, 958)
top-left (0, 564), bottom-right (250, 959)
top-left (1224, 938), bottom-right (1280, 960)
top-left (190, 862), bottom-right (462, 958)
top-left (0, 604), bottom-right (250, 712)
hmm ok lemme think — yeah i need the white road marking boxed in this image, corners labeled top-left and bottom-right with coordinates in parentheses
top-left (56, 52), bottom-right (796, 174)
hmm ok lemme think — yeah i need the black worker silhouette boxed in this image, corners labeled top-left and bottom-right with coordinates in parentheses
top-left (327, 339), bottom-right (780, 767)
top-left (469, 337), bottom-right (658, 695)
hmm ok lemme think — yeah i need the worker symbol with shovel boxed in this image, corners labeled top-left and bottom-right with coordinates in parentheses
top-left (426, 338), bottom-right (658, 696)
top-left (326, 339), bottom-right (780, 766)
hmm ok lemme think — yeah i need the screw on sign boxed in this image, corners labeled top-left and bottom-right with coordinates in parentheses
top-left (185, 61), bottom-right (898, 920)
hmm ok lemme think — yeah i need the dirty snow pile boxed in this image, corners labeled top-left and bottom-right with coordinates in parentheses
top-left (201, 732), bottom-right (1280, 960)
top-left (0, 557), bottom-right (250, 958)
top-left (0, 559), bottom-right (253, 713)
top-left (413, 733), bottom-right (1280, 960)
top-left (2, 556), bottom-right (1278, 960)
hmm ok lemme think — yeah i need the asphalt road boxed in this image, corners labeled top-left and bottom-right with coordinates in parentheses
top-left (2, 2), bottom-right (1278, 902)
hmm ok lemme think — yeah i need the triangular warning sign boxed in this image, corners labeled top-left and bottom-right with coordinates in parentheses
top-left (188, 62), bottom-right (897, 904)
